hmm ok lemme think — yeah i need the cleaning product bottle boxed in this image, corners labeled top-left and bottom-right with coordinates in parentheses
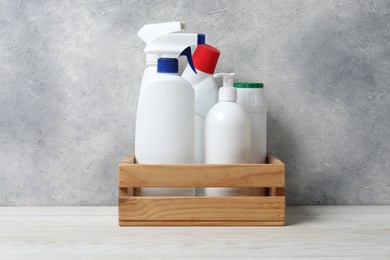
top-left (182, 44), bottom-right (220, 165)
top-left (234, 82), bottom-right (267, 163)
top-left (204, 73), bottom-right (251, 196)
top-left (137, 21), bottom-right (185, 88)
top-left (135, 33), bottom-right (204, 163)
top-left (135, 51), bottom-right (196, 196)
top-left (138, 22), bottom-right (205, 89)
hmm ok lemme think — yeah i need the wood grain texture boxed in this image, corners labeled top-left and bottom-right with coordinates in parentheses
top-left (119, 165), bottom-right (284, 188)
top-left (118, 153), bottom-right (284, 188)
top-left (0, 206), bottom-right (389, 259)
top-left (119, 196), bottom-right (285, 221)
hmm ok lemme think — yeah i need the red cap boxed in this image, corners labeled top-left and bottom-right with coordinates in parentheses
top-left (193, 44), bottom-right (220, 74)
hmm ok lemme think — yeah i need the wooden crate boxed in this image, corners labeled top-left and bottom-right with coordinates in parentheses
top-left (118, 153), bottom-right (285, 226)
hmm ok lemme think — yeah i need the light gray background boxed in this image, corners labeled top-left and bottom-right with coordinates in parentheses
top-left (1, 0), bottom-right (389, 205)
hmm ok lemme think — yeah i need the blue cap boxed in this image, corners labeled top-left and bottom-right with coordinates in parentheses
top-left (157, 58), bottom-right (178, 73)
top-left (197, 34), bottom-right (206, 44)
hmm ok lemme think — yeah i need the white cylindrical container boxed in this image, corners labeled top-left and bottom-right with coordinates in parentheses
top-left (234, 83), bottom-right (267, 164)
top-left (204, 73), bottom-right (251, 196)
top-left (136, 58), bottom-right (194, 163)
top-left (234, 82), bottom-right (267, 196)
top-left (135, 58), bottom-right (194, 196)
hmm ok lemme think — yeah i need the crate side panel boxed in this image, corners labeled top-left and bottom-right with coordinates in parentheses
top-left (118, 164), bottom-right (284, 188)
top-left (119, 196), bottom-right (285, 221)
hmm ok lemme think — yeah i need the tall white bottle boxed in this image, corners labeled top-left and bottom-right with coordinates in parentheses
top-left (136, 57), bottom-right (195, 196)
top-left (135, 33), bottom-right (200, 161)
top-left (182, 44), bottom-right (220, 164)
top-left (205, 73), bottom-right (251, 196)
top-left (234, 83), bottom-right (267, 163)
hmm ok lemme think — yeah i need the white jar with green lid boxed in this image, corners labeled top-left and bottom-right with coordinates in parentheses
top-left (234, 82), bottom-right (267, 164)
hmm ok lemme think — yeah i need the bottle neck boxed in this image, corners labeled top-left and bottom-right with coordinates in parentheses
top-left (182, 66), bottom-right (210, 85)
top-left (146, 54), bottom-right (159, 66)
top-left (192, 68), bottom-right (210, 81)
top-left (158, 72), bottom-right (178, 75)
top-left (146, 62), bottom-right (157, 67)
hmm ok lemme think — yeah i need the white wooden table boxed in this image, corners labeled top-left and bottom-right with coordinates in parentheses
top-left (0, 206), bottom-right (389, 259)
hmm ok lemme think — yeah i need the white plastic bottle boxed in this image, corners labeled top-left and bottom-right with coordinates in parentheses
top-left (235, 83), bottom-right (268, 196)
top-left (136, 57), bottom-right (195, 196)
top-left (182, 44), bottom-right (220, 164)
top-left (204, 73), bottom-right (251, 196)
top-left (135, 33), bottom-right (199, 163)
top-left (234, 83), bottom-right (267, 163)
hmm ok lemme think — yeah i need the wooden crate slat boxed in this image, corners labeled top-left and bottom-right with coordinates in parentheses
top-left (119, 220), bottom-right (285, 226)
top-left (121, 153), bottom-right (135, 164)
top-left (119, 196), bottom-right (285, 221)
top-left (118, 164), bottom-right (284, 188)
top-left (267, 153), bottom-right (285, 165)
top-left (269, 187), bottom-right (286, 196)
top-left (118, 188), bottom-right (128, 196)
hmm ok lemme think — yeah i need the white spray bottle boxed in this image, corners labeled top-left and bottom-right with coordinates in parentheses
top-left (135, 35), bottom-right (199, 196)
top-left (135, 33), bottom-right (202, 159)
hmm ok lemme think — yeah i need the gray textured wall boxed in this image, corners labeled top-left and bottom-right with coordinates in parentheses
top-left (1, 0), bottom-right (389, 206)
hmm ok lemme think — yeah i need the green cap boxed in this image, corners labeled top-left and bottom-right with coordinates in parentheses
top-left (233, 82), bottom-right (264, 88)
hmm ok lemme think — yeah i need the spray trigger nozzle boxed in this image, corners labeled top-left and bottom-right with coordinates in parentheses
top-left (180, 47), bottom-right (197, 74)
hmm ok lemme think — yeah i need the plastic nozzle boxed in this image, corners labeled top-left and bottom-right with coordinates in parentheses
top-left (214, 73), bottom-right (235, 88)
top-left (144, 33), bottom-right (198, 56)
top-left (180, 47), bottom-right (196, 74)
top-left (144, 33), bottom-right (201, 73)
top-left (214, 73), bottom-right (237, 101)
top-left (137, 21), bottom-right (185, 44)
top-left (197, 34), bottom-right (206, 44)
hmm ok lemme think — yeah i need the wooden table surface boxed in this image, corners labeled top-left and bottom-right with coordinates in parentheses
top-left (0, 206), bottom-right (389, 259)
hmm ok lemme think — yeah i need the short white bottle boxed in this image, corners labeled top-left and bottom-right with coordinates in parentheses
top-left (136, 57), bottom-right (194, 196)
top-left (234, 82), bottom-right (267, 163)
top-left (204, 73), bottom-right (251, 196)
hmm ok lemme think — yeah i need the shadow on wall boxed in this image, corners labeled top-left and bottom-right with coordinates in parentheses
top-left (267, 113), bottom-right (309, 205)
